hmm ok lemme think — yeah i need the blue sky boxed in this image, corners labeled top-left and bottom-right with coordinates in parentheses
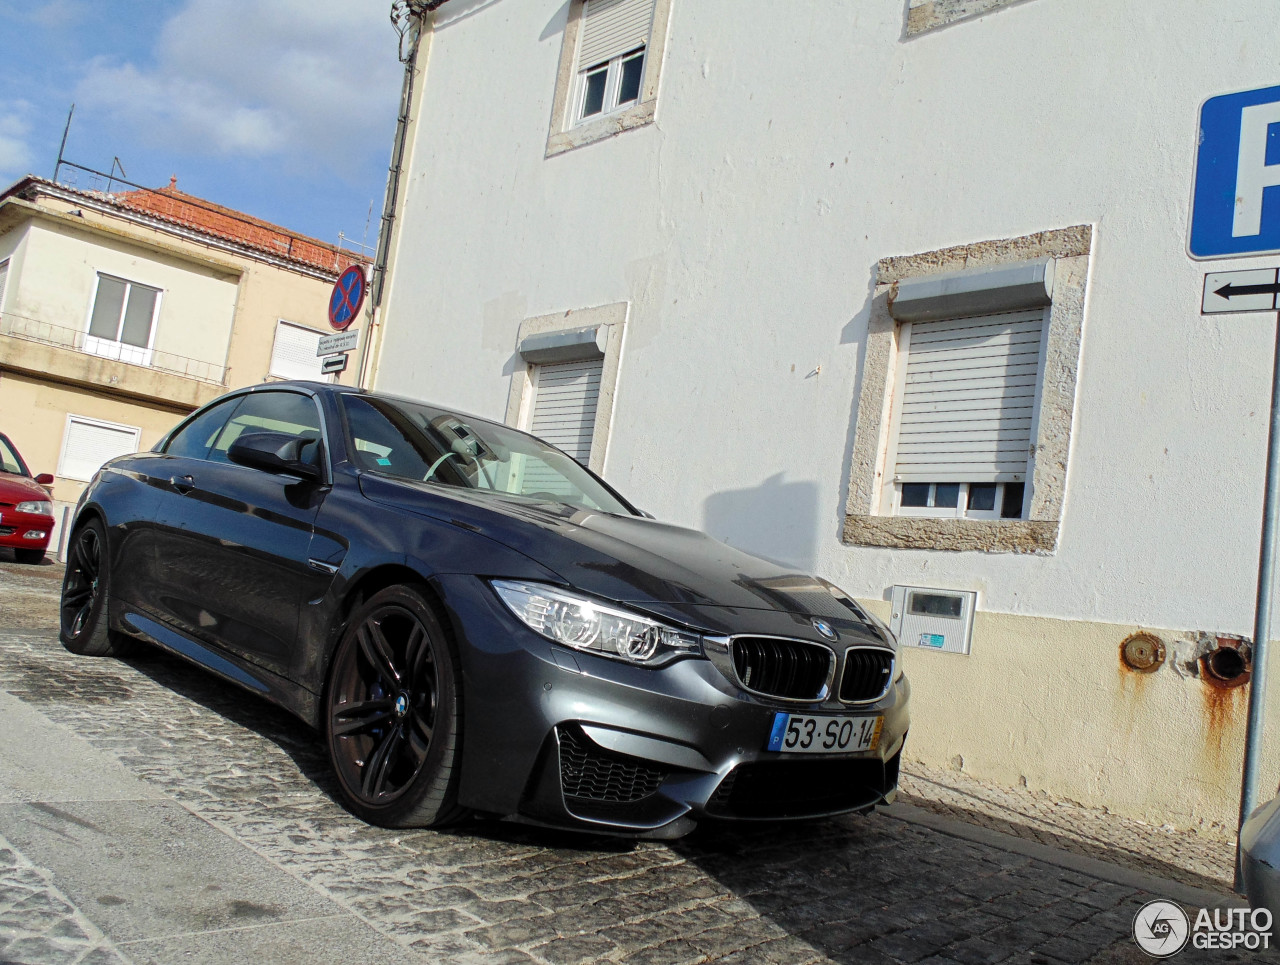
top-left (0, 0), bottom-right (404, 253)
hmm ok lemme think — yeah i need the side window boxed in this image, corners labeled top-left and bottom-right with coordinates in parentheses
top-left (209, 392), bottom-right (323, 467)
top-left (163, 397), bottom-right (244, 461)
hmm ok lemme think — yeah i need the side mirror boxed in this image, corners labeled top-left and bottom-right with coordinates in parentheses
top-left (34, 473), bottom-right (54, 486)
top-left (228, 431), bottom-right (323, 481)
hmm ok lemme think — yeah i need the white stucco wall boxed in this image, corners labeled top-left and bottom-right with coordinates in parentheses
top-left (9, 221), bottom-right (238, 367)
top-left (378, 0), bottom-right (1277, 637)
top-left (374, 0), bottom-right (1280, 826)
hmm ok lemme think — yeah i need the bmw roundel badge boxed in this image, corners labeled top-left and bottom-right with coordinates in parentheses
top-left (812, 618), bottom-right (837, 640)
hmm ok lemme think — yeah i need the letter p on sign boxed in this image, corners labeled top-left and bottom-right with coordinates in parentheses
top-left (1235, 101), bottom-right (1280, 238)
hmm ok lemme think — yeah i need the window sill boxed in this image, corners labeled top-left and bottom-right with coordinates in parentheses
top-left (546, 100), bottom-right (656, 158)
top-left (842, 514), bottom-right (1059, 554)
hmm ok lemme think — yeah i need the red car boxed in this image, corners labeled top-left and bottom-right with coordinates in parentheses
top-left (0, 432), bottom-right (54, 563)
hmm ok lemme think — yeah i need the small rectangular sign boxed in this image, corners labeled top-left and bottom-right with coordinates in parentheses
top-left (918, 633), bottom-right (946, 648)
top-left (320, 354), bottom-right (348, 374)
top-left (317, 329), bottom-right (359, 356)
top-left (1202, 268), bottom-right (1280, 314)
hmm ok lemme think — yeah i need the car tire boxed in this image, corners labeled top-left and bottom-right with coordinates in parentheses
top-left (14, 548), bottom-right (45, 564)
top-left (325, 585), bottom-right (467, 828)
top-left (59, 518), bottom-right (133, 657)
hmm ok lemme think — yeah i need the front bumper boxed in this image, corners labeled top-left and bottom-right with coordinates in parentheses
top-left (0, 510), bottom-right (53, 553)
top-left (434, 575), bottom-right (910, 837)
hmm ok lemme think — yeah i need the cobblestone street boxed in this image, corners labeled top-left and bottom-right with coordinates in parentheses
top-left (0, 557), bottom-right (1261, 964)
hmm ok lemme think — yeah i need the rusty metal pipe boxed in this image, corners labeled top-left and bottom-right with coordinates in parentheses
top-left (1238, 310), bottom-right (1280, 891)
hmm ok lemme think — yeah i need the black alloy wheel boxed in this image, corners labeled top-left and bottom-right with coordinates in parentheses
top-left (59, 518), bottom-right (131, 657)
top-left (325, 585), bottom-right (465, 827)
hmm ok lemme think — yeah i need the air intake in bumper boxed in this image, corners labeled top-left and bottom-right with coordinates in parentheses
top-left (706, 752), bottom-right (900, 819)
top-left (557, 725), bottom-right (667, 805)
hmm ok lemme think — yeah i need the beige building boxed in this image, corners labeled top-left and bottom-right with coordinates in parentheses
top-left (0, 175), bottom-right (369, 546)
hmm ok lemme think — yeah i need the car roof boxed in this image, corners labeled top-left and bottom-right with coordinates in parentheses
top-left (241, 381), bottom-right (510, 435)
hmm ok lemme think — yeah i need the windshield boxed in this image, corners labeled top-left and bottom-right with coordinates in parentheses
top-left (0, 435), bottom-right (30, 476)
top-left (341, 395), bottom-right (633, 515)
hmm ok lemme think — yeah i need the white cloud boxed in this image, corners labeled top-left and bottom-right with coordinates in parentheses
top-left (0, 102), bottom-right (35, 181)
top-left (75, 0), bottom-right (403, 175)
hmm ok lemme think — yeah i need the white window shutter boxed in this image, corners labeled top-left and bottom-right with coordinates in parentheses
top-left (893, 308), bottom-right (1046, 483)
top-left (0, 260), bottom-right (8, 312)
top-left (270, 321), bottom-right (325, 380)
top-left (58, 418), bottom-right (141, 482)
top-left (529, 358), bottom-right (603, 463)
top-left (579, 0), bottom-right (652, 67)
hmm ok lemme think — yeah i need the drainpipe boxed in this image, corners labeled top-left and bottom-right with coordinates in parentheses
top-left (357, 0), bottom-right (436, 388)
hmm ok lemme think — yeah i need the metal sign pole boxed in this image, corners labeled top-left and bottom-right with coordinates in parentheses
top-left (1237, 309), bottom-right (1280, 890)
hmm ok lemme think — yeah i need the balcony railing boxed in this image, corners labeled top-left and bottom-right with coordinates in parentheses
top-left (0, 311), bottom-right (227, 385)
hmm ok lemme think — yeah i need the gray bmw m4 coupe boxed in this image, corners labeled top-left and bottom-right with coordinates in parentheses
top-left (58, 381), bottom-right (909, 838)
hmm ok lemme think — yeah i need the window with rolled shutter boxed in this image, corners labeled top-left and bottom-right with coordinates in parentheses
top-left (892, 308), bottom-right (1046, 485)
top-left (269, 320), bottom-right (325, 381)
top-left (574, 0), bottom-right (653, 122)
top-left (57, 416), bottom-right (141, 482)
top-left (529, 358), bottom-right (603, 464)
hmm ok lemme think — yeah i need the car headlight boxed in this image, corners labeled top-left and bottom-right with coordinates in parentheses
top-left (16, 500), bottom-right (51, 515)
top-left (490, 579), bottom-right (702, 666)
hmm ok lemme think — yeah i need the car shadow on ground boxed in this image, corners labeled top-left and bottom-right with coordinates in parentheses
top-left (0, 548), bottom-right (59, 567)
top-left (118, 641), bottom-right (343, 800)
top-left (895, 791), bottom-right (1234, 898)
top-left (117, 640), bottom-right (640, 855)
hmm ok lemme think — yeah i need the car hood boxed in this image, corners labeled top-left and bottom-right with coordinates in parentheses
top-left (358, 474), bottom-right (878, 634)
top-left (0, 472), bottom-right (49, 505)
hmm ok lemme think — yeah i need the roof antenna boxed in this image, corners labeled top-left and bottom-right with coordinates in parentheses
top-left (106, 156), bottom-right (127, 194)
top-left (53, 103), bottom-right (75, 182)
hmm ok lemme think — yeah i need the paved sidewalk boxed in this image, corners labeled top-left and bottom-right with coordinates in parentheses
top-left (0, 555), bottom-right (1259, 964)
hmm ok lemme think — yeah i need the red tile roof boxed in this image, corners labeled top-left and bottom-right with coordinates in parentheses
top-left (114, 184), bottom-right (367, 275)
top-left (5, 176), bottom-right (368, 277)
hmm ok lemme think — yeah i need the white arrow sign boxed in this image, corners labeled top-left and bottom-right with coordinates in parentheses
top-left (1202, 268), bottom-right (1280, 315)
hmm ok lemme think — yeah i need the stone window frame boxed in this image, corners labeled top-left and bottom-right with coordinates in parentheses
top-left (504, 302), bottom-right (628, 474)
top-left (843, 225), bottom-right (1092, 554)
top-left (545, 0), bottom-right (675, 158)
top-left (905, 0), bottom-right (1035, 38)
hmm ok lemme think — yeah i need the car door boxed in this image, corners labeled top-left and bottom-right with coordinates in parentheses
top-left (116, 397), bottom-right (243, 621)
top-left (150, 389), bottom-right (334, 679)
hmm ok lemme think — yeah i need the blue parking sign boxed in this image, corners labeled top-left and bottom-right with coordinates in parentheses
top-left (1190, 85), bottom-right (1280, 259)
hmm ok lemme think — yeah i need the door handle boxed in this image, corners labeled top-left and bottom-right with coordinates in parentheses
top-left (170, 474), bottom-right (195, 494)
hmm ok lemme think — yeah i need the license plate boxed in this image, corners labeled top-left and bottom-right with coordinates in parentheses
top-left (767, 713), bottom-right (883, 754)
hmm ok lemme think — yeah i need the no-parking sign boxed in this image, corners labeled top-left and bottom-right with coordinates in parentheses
top-left (328, 265), bottom-right (366, 330)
